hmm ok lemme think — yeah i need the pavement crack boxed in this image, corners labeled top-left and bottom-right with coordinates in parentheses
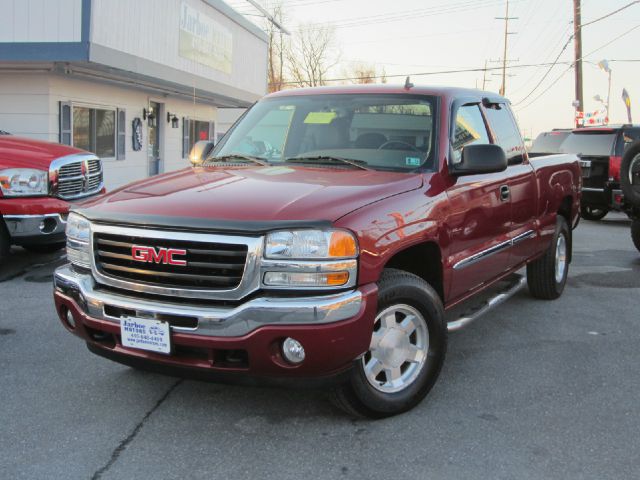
top-left (91, 378), bottom-right (183, 480)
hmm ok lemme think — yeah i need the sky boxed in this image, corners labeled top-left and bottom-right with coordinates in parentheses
top-left (225, 0), bottom-right (640, 139)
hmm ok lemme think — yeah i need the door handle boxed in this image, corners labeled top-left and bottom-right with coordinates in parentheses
top-left (500, 185), bottom-right (510, 202)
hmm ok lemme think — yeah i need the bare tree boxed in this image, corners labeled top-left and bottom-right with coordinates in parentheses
top-left (286, 23), bottom-right (340, 88)
top-left (343, 62), bottom-right (389, 84)
top-left (266, 4), bottom-right (286, 93)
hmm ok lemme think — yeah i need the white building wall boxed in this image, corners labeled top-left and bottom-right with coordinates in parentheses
top-left (90, 0), bottom-right (267, 97)
top-left (0, 73), bottom-right (52, 140)
top-left (48, 75), bottom-right (216, 190)
top-left (0, 72), bottom-right (216, 190)
top-left (0, 0), bottom-right (82, 42)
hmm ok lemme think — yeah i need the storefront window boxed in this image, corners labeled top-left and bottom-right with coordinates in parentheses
top-left (190, 120), bottom-right (212, 151)
top-left (72, 106), bottom-right (116, 158)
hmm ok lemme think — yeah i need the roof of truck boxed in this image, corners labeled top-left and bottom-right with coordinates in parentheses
top-left (265, 84), bottom-right (509, 103)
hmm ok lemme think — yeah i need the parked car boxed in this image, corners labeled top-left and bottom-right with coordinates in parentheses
top-left (53, 85), bottom-right (581, 418)
top-left (0, 134), bottom-right (104, 261)
top-left (620, 140), bottom-right (640, 251)
top-left (529, 128), bottom-right (572, 158)
top-left (556, 125), bottom-right (640, 221)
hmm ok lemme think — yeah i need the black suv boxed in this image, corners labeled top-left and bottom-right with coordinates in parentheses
top-left (556, 125), bottom-right (640, 220)
top-left (621, 141), bottom-right (640, 252)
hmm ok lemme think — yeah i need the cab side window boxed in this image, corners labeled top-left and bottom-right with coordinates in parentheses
top-left (452, 104), bottom-right (490, 164)
top-left (621, 129), bottom-right (640, 154)
top-left (484, 104), bottom-right (525, 165)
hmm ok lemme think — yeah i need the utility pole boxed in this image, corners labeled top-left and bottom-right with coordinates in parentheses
top-left (573, 0), bottom-right (583, 126)
top-left (495, 0), bottom-right (518, 96)
top-left (482, 59), bottom-right (488, 90)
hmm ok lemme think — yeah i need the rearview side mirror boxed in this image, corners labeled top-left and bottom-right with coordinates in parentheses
top-left (451, 144), bottom-right (507, 176)
top-left (189, 141), bottom-right (216, 166)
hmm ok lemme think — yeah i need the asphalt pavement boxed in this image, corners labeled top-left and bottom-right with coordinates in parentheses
top-left (1, 213), bottom-right (638, 479)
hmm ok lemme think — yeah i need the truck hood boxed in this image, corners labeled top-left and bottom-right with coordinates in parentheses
top-left (78, 165), bottom-right (423, 230)
top-left (0, 136), bottom-right (87, 169)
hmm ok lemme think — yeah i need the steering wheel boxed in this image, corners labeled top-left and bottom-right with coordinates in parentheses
top-left (378, 140), bottom-right (420, 152)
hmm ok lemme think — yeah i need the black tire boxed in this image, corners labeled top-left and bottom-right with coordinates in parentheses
top-left (330, 268), bottom-right (447, 419)
top-left (620, 141), bottom-right (640, 207)
top-left (632, 220), bottom-right (640, 253)
top-left (0, 220), bottom-right (10, 262)
top-left (580, 204), bottom-right (608, 221)
top-left (527, 217), bottom-right (570, 300)
top-left (21, 242), bottom-right (66, 254)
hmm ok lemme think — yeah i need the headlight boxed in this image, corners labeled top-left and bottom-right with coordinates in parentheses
top-left (0, 168), bottom-right (48, 197)
top-left (263, 229), bottom-right (358, 289)
top-left (66, 212), bottom-right (91, 268)
top-left (264, 229), bottom-right (358, 259)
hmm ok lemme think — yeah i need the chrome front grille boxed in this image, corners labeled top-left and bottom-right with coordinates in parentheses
top-left (51, 153), bottom-right (104, 200)
top-left (94, 232), bottom-right (249, 290)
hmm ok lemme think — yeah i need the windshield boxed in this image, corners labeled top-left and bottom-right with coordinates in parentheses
top-left (212, 94), bottom-right (437, 172)
top-left (559, 132), bottom-right (617, 156)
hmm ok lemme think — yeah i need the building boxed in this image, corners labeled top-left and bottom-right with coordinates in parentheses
top-left (0, 0), bottom-right (267, 189)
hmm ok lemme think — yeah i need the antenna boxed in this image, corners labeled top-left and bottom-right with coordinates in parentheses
top-left (404, 76), bottom-right (414, 89)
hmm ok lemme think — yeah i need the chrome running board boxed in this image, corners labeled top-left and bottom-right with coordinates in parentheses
top-left (447, 274), bottom-right (527, 332)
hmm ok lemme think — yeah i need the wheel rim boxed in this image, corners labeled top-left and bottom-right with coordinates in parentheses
top-left (555, 234), bottom-right (567, 284)
top-left (362, 304), bottom-right (429, 394)
top-left (630, 154), bottom-right (640, 186)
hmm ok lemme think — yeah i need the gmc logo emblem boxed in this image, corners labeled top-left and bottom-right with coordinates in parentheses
top-left (131, 245), bottom-right (187, 266)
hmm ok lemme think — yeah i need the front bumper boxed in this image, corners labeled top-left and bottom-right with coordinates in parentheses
top-left (3, 213), bottom-right (66, 243)
top-left (53, 265), bottom-right (378, 380)
top-left (0, 196), bottom-right (71, 245)
top-left (581, 183), bottom-right (626, 211)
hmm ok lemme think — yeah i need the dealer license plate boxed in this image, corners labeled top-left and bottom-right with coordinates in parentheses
top-left (579, 159), bottom-right (591, 178)
top-left (120, 317), bottom-right (171, 354)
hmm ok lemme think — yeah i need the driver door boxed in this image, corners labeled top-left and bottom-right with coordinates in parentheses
top-left (446, 103), bottom-right (513, 301)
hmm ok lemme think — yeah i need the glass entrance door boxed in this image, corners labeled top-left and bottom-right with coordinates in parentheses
top-left (148, 102), bottom-right (162, 176)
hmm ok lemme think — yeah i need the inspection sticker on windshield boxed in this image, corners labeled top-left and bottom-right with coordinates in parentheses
top-left (121, 317), bottom-right (171, 354)
top-left (304, 111), bottom-right (337, 124)
top-left (405, 156), bottom-right (421, 166)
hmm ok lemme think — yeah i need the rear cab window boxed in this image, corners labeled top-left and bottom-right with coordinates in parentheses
top-left (617, 128), bottom-right (640, 156)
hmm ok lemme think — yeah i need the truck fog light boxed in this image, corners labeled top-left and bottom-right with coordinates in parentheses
top-left (282, 337), bottom-right (305, 364)
top-left (65, 308), bottom-right (76, 329)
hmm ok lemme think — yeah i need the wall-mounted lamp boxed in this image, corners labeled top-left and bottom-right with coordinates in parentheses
top-left (167, 112), bottom-right (179, 128)
top-left (142, 107), bottom-right (156, 127)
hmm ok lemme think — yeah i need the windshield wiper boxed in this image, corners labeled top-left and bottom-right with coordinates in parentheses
top-left (285, 155), bottom-right (371, 171)
top-left (204, 154), bottom-right (269, 167)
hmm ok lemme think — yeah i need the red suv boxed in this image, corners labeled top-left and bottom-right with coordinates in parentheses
top-left (0, 133), bottom-right (104, 260)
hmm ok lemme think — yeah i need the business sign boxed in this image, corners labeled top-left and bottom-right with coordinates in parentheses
top-left (179, 2), bottom-right (233, 74)
top-left (584, 108), bottom-right (608, 126)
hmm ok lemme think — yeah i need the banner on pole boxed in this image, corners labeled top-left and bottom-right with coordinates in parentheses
top-left (622, 88), bottom-right (632, 123)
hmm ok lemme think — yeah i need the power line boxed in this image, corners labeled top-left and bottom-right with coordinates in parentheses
top-left (271, 56), bottom-right (640, 87)
top-left (290, 0), bottom-right (516, 31)
top-left (512, 34), bottom-right (573, 105)
top-left (272, 61), bottom-right (578, 86)
top-left (580, 0), bottom-right (640, 28)
top-left (514, 24), bottom-right (640, 111)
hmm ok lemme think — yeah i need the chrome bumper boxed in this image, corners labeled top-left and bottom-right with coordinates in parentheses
top-left (3, 213), bottom-right (66, 238)
top-left (53, 265), bottom-right (364, 337)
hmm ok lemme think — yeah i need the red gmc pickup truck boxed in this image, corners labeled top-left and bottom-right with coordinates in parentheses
top-left (53, 85), bottom-right (581, 418)
top-left (0, 134), bottom-right (104, 260)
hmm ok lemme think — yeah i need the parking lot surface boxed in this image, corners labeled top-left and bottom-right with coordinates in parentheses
top-left (1, 213), bottom-right (638, 479)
